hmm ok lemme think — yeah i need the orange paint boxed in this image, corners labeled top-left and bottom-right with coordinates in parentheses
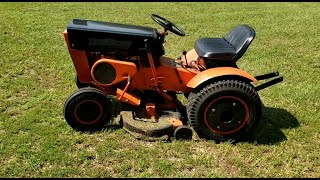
top-left (91, 58), bottom-right (137, 86)
top-left (64, 30), bottom-right (91, 83)
top-left (147, 51), bottom-right (159, 88)
top-left (118, 81), bottom-right (131, 101)
top-left (186, 67), bottom-right (257, 88)
top-left (116, 88), bottom-right (141, 106)
top-left (146, 103), bottom-right (156, 118)
top-left (130, 57), bottom-right (198, 92)
top-left (167, 118), bottom-right (183, 128)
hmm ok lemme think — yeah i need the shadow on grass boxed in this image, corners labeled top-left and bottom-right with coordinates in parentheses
top-left (77, 104), bottom-right (299, 145)
top-left (250, 106), bottom-right (300, 145)
top-left (76, 124), bottom-right (123, 135)
top-left (103, 124), bottom-right (123, 131)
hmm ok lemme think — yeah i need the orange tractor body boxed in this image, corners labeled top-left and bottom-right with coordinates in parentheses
top-left (63, 15), bottom-right (283, 141)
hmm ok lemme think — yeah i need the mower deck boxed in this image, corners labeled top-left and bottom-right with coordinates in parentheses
top-left (120, 110), bottom-right (182, 141)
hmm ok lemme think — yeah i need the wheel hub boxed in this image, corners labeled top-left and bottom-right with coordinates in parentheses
top-left (204, 96), bottom-right (249, 135)
top-left (74, 100), bottom-right (102, 124)
top-left (219, 110), bottom-right (233, 123)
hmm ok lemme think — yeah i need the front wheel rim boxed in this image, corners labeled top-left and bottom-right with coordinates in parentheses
top-left (74, 100), bottom-right (103, 125)
top-left (204, 96), bottom-right (249, 135)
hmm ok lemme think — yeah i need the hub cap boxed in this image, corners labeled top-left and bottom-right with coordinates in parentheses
top-left (204, 96), bottom-right (249, 135)
top-left (74, 100), bottom-right (103, 124)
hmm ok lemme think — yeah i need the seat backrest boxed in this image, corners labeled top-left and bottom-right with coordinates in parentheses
top-left (224, 24), bottom-right (255, 61)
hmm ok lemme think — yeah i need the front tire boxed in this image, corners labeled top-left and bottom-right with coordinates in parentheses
top-left (186, 80), bottom-right (262, 142)
top-left (63, 87), bottom-right (113, 132)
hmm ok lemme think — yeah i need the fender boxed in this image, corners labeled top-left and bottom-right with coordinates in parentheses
top-left (186, 67), bottom-right (258, 88)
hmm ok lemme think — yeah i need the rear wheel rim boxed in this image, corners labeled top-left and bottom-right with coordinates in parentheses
top-left (74, 100), bottom-right (103, 125)
top-left (204, 96), bottom-right (249, 135)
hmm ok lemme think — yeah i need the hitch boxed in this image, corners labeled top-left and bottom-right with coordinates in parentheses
top-left (254, 71), bottom-right (283, 91)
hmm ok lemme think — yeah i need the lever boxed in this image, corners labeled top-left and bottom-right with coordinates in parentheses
top-left (183, 51), bottom-right (188, 67)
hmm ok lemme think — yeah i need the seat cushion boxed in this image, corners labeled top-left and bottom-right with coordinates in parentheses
top-left (194, 38), bottom-right (236, 61)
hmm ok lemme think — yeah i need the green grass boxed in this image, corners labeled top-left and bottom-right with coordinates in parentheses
top-left (0, 2), bottom-right (319, 178)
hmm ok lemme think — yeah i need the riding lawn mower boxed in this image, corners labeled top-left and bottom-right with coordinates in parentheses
top-left (63, 14), bottom-right (283, 142)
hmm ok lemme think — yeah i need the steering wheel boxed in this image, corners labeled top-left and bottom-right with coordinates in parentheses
top-left (151, 14), bottom-right (185, 37)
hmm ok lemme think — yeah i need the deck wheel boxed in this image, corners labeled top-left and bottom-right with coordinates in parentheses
top-left (173, 125), bottom-right (193, 140)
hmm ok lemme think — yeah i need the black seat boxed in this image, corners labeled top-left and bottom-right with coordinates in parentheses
top-left (195, 25), bottom-right (255, 62)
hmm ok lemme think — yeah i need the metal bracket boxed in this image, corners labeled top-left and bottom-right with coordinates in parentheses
top-left (254, 71), bottom-right (284, 91)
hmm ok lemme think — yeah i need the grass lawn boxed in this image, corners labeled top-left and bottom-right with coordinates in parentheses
top-left (0, 2), bottom-right (319, 178)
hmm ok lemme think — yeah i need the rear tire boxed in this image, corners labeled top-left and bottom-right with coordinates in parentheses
top-left (63, 87), bottom-right (113, 132)
top-left (186, 79), bottom-right (262, 142)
